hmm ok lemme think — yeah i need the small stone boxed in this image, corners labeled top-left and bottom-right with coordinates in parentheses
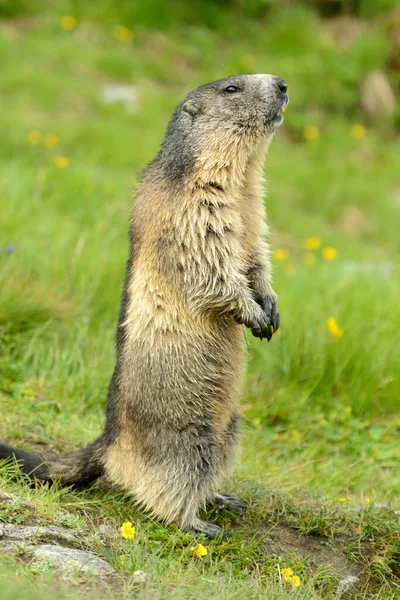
top-left (99, 85), bottom-right (138, 112)
top-left (33, 544), bottom-right (114, 575)
top-left (132, 570), bottom-right (147, 583)
top-left (338, 575), bottom-right (359, 592)
top-left (360, 71), bottom-right (396, 120)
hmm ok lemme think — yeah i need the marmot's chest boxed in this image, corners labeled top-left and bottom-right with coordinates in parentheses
top-left (177, 195), bottom-right (262, 256)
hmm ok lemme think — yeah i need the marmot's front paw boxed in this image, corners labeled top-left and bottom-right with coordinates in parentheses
top-left (233, 303), bottom-right (273, 341)
top-left (257, 292), bottom-right (280, 333)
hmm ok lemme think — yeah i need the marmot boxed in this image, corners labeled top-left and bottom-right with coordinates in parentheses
top-left (0, 74), bottom-right (288, 537)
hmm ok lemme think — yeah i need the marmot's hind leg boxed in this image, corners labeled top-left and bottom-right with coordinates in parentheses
top-left (105, 427), bottom-right (231, 538)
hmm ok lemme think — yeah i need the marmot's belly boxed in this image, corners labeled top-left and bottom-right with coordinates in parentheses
top-left (121, 321), bottom-right (245, 431)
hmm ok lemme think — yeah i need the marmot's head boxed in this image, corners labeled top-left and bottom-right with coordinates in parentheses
top-left (182, 74), bottom-right (288, 137)
top-left (156, 74), bottom-right (289, 182)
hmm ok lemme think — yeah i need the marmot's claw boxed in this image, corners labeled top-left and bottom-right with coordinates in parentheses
top-left (252, 324), bottom-right (272, 341)
top-left (247, 311), bottom-right (272, 341)
top-left (260, 293), bottom-right (280, 333)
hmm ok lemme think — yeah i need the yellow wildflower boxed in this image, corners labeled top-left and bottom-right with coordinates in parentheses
top-left (365, 497), bottom-right (371, 505)
top-left (113, 25), bottom-right (134, 42)
top-left (327, 317), bottom-right (344, 338)
top-left (53, 156), bottom-right (69, 168)
top-left (60, 15), bottom-right (77, 31)
top-left (120, 521), bottom-right (136, 539)
top-left (322, 246), bottom-right (337, 260)
top-left (274, 248), bottom-right (289, 261)
top-left (44, 134), bottom-right (59, 148)
top-left (303, 125), bottom-right (319, 141)
top-left (304, 252), bottom-right (316, 265)
top-left (338, 496), bottom-right (351, 502)
top-left (191, 543), bottom-right (208, 557)
top-left (305, 236), bottom-right (322, 250)
top-left (350, 124), bottom-right (366, 141)
top-left (281, 567), bottom-right (293, 583)
top-left (292, 575), bottom-right (301, 587)
top-left (27, 131), bottom-right (41, 145)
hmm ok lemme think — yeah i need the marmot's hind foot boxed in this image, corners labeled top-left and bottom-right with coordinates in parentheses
top-left (184, 517), bottom-right (229, 539)
top-left (211, 493), bottom-right (247, 512)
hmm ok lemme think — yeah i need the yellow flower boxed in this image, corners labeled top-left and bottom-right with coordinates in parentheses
top-left (281, 567), bottom-right (293, 583)
top-left (274, 248), bottom-right (289, 261)
top-left (304, 252), bottom-right (316, 265)
top-left (350, 124), bottom-right (366, 140)
top-left (292, 575), bottom-right (301, 588)
top-left (120, 521), bottom-right (136, 540)
top-left (27, 131), bottom-right (42, 145)
top-left (365, 497), bottom-right (371, 505)
top-left (44, 134), bottom-right (59, 148)
top-left (338, 496), bottom-right (351, 502)
top-left (303, 125), bottom-right (319, 141)
top-left (60, 15), bottom-right (77, 31)
top-left (327, 317), bottom-right (344, 339)
top-left (113, 25), bottom-right (134, 42)
top-left (322, 246), bottom-right (337, 260)
top-left (305, 237), bottom-right (322, 250)
top-left (53, 155), bottom-right (69, 168)
top-left (191, 543), bottom-right (208, 557)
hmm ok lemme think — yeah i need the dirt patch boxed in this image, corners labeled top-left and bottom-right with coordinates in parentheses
top-left (259, 521), bottom-right (366, 592)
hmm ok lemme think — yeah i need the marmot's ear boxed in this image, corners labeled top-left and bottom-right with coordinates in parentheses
top-left (183, 99), bottom-right (201, 117)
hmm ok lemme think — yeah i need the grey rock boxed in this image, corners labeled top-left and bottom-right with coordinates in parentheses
top-left (341, 260), bottom-right (393, 279)
top-left (338, 575), bottom-right (360, 592)
top-left (33, 544), bottom-right (114, 575)
top-left (99, 85), bottom-right (138, 112)
top-left (0, 540), bottom-right (22, 555)
top-left (360, 71), bottom-right (396, 120)
top-left (0, 524), bottom-right (77, 543)
top-left (132, 570), bottom-right (147, 583)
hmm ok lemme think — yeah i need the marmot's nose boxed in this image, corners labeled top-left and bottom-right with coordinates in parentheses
top-left (275, 78), bottom-right (288, 94)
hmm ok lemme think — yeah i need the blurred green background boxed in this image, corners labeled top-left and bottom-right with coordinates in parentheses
top-left (0, 1), bottom-right (399, 598)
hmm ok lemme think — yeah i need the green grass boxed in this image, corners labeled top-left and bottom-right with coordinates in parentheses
top-left (0, 2), bottom-right (399, 599)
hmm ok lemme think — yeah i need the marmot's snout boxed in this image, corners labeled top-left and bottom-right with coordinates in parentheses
top-left (260, 75), bottom-right (289, 128)
top-left (274, 76), bottom-right (288, 95)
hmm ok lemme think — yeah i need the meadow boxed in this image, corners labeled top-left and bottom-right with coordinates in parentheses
top-left (0, 1), bottom-right (399, 598)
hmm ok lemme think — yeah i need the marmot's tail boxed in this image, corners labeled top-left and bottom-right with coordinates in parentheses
top-left (0, 437), bottom-right (105, 488)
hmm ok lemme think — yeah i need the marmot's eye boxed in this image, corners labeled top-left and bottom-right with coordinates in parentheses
top-left (224, 85), bottom-right (240, 93)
